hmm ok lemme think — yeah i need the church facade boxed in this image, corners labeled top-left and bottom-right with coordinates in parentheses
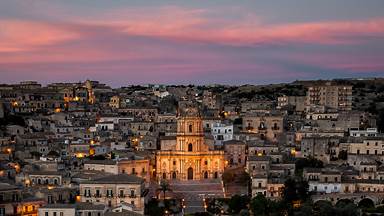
top-left (156, 106), bottom-right (225, 180)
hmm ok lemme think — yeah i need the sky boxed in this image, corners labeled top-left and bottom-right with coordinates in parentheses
top-left (0, 0), bottom-right (383, 87)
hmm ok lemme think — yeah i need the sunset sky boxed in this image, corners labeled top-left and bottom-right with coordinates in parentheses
top-left (1, 0), bottom-right (383, 87)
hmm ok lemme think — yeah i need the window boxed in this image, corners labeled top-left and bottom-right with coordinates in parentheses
top-left (60, 212), bottom-right (64, 216)
top-left (45, 212), bottom-right (48, 216)
top-left (188, 143), bottom-right (193, 152)
top-left (173, 161), bottom-right (176, 166)
top-left (53, 212), bottom-right (57, 216)
top-left (189, 124), bottom-right (193, 133)
top-left (204, 160), bottom-right (208, 165)
top-left (107, 189), bottom-right (113, 197)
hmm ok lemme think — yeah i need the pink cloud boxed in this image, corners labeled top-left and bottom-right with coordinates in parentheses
top-left (74, 6), bottom-right (383, 45)
top-left (1, 6), bottom-right (384, 56)
top-left (118, 17), bottom-right (384, 45)
top-left (0, 20), bottom-right (80, 52)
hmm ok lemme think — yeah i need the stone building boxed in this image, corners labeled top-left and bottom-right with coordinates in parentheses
top-left (79, 174), bottom-right (145, 214)
top-left (156, 104), bottom-right (225, 180)
top-left (242, 112), bottom-right (284, 142)
top-left (306, 82), bottom-right (352, 111)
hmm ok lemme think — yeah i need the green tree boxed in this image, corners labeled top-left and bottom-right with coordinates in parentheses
top-left (294, 200), bottom-right (313, 216)
top-left (295, 157), bottom-right (323, 176)
top-left (313, 200), bottom-right (335, 216)
top-left (228, 195), bottom-right (249, 214)
top-left (145, 198), bottom-right (162, 216)
top-left (358, 198), bottom-right (374, 209)
top-left (158, 180), bottom-right (171, 200)
top-left (282, 178), bottom-right (309, 205)
top-left (250, 194), bottom-right (268, 216)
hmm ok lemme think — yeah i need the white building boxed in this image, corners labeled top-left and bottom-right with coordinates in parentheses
top-left (308, 182), bottom-right (342, 194)
top-left (349, 128), bottom-right (378, 137)
top-left (211, 123), bottom-right (233, 146)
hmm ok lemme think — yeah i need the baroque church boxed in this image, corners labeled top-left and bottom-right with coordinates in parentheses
top-left (156, 102), bottom-right (225, 180)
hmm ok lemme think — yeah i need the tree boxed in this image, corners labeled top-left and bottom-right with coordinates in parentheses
top-left (158, 180), bottom-right (171, 200)
top-left (282, 178), bottom-right (309, 205)
top-left (294, 201), bottom-right (313, 216)
top-left (313, 200), bottom-right (335, 216)
top-left (228, 195), bottom-right (249, 214)
top-left (358, 198), bottom-right (374, 209)
top-left (250, 194), bottom-right (283, 216)
top-left (250, 194), bottom-right (268, 216)
top-left (295, 157), bottom-right (323, 175)
top-left (145, 198), bottom-right (162, 216)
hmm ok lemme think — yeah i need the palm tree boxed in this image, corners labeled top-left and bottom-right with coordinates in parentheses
top-left (158, 179), bottom-right (171, 200)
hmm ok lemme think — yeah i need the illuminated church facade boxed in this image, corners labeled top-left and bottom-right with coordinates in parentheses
top-left (156, 104), bottom-right (225, 180)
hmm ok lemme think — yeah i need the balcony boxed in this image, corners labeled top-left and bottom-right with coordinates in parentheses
top-left (271, 126), bottom-right (280, 130)
top-left (245, 126), bottom-right (254, 131)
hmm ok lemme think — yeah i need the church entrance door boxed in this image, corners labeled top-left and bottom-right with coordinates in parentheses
top-left (187, 167), bottom-right (193, 180)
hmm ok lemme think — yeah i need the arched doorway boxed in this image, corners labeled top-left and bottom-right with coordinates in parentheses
top-left (204, 171), bottom-right (208, 179)
top-left (187, 167), bottom-right (193, 180)
top-left (214, 172), bottom-right (218, 179)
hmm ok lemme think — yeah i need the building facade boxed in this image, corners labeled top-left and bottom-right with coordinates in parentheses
top-left (156, 105), bottom-right (225, 180)
top-left (306, 82), bottom-right (352, 111)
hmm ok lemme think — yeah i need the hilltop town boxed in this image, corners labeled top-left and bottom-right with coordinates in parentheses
top-left (0, 78), bottom-right (384, 215)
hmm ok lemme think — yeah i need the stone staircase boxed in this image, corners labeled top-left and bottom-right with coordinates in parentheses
top-left (171, 179), bottom-right (225, 214)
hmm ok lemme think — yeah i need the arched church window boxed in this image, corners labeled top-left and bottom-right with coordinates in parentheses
top-left (188, 143), bottom-right (193, 152)
top-left (189, 124), bottom-right (193, 133)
